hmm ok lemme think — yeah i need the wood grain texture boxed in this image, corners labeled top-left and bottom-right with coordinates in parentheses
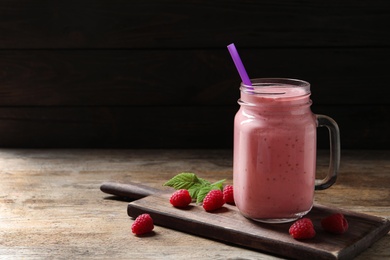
top-left (100, 182), bottom-right (161, 200)
top-left (0, 149), bottom-right (389, 259)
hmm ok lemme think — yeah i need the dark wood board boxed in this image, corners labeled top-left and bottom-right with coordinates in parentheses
top-left (127, 193), bottom-right (390, 260)
top-left (1, 1), bottom-right (390, 150)
top-left (1, 49), bottom-right (389, 106)
top-left (0, 0), bottom-right (388, 49)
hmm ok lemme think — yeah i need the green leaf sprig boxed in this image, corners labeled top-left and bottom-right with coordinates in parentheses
top-left (163, 172), bottom-right (225, 203)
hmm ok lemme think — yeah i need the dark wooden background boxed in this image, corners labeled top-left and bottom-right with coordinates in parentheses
top-left (0, 0), bottom-right (389, 149)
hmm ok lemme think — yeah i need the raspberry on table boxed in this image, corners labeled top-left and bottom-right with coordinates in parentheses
top-left (289, 218), bottom-right (316, 239)
top-left (321, 213), bottom-right (349, 234)
top-left (170, 189), bottom-right (192, 208)
top-left (202, 189), bottom-right (225, 212)
top-left (131, 213), bottom-right (154, 235)
top-left (223, 185), bottom-right (235, 205)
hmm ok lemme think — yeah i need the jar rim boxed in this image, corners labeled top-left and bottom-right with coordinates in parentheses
top-left (240, 78), bottom-right (311, 96)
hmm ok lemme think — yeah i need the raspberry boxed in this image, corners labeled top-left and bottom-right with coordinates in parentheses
top-left (223, 185), bottom-right (235, 205)
top-left (289, 218), bottom-right (316, 239)
top-left (202, 189), bottom-right (225, 212)
top-left (170, 189), bottom-right (192, 208)
top-left (321, 213), bottom-right (348, 234)
top-left (131, 213), bottom-right (154, 235)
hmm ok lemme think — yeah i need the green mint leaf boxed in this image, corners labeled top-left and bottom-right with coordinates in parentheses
top-left (196, 186), bottom-right (213, 203)
top-left (198, 177), bottom-right (211, 186)
top-left (188, 183), bottom-right (203, 199)
top-left (196, 185), bottom-right (223, 203)
top-left (164, 173), bottom-right (226, 203)
top-left (163, 172), bottom-right (203, 190)
top-left (211, 179), bottom-right (226, 190)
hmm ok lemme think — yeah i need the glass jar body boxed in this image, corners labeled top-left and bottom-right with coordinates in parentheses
top-left (233, 78), bottom-right (317, 223)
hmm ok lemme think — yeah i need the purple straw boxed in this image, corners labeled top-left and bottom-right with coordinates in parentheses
top-left (227, 43), bottom-right (252, 86)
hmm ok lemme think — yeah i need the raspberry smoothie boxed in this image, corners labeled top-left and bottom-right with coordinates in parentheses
top-left (233, 79), bottom-right (317, 223)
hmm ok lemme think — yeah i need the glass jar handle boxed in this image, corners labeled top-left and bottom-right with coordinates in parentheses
top-left (315, 115), bottom-right (341, 190)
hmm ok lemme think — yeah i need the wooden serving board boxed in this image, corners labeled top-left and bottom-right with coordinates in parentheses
top-left (101, 182), bottom-right (390, 260)
top-left (127, 194), bottom-right (389, 260)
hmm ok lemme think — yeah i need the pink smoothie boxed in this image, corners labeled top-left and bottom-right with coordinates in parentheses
top-left (233, 84), bottom-right (317, 222)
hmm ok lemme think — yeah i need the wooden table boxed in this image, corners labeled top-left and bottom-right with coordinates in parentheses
top-left (1, 149), bottom-right (389, 259)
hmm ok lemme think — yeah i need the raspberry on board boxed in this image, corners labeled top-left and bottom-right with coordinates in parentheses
top-left (223, 185), bottom-right (235, 205)
top-left (170, 189), bottom-right (192, 208)
top-left (321, 213), bottom-right (349, 234)
top-left (289, 218), bottom-right (316, 239)
top-left (202, 189), bottom-right (225, 212)
top-left (131, 213), bottom-right (154, 235)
